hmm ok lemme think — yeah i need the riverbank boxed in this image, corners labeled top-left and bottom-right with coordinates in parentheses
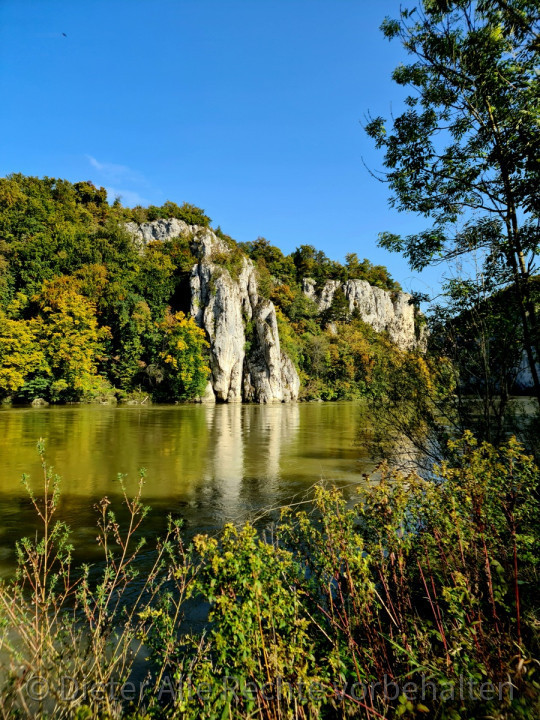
top-left (0, 433), bottom-right (538, 719)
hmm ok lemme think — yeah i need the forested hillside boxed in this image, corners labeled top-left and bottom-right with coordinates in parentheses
top-left (0, 174), bottom-right (425, 404)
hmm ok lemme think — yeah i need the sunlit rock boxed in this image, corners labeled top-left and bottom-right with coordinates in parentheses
top-left (306, 278), bottom-right (419, 351)
top-left (127, 220), bottom-right (300, 402)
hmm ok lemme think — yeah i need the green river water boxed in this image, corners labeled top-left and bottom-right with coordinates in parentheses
top-left (0, 402), bottom-right (376, 575)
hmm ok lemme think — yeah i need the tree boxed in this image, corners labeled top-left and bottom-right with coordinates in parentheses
top-left (241, 237), bottom-right (296, 284)
top-left (0, 311), bottom-right (44, 398)
top-left (292, 245), bottom-right (328, 283)
top-left (366, 0), bottom-right (540, 404)
top-left (109, 299), bottom-right (154, 391)
top-left (33, 278), bottom-right (111, 401)
top-left (145, 200), bottom-right (211, 226)
top-left (321, 287), bottom-right (350, 325)
top-left (429, 268), bottom-right (526, 444)
top-left (345, 253), bottom-right (401, 291)
top-left (155, 310), bottom-right (210, 400)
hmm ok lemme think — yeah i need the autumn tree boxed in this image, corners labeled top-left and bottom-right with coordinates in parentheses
top-left (155, 310), bottom-right (210, 400)
top-left (32, 278), bottom-right (111, 402)
top-left (0, 310), bottom-right (44, 398)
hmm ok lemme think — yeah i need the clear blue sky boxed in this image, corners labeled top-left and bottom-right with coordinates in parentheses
top-left (0, 0), bottom-right (444, 298)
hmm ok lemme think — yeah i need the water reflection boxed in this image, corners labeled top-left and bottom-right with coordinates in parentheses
top-left (0, 402), bottom-right (375, 573)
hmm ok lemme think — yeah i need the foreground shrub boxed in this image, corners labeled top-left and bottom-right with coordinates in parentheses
top-left (0, 434), bottom-right (538, 718)
top-left (0, 441), bottom-right (194, 719)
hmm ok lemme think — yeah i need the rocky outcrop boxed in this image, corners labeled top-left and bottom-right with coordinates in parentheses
top-left (243, 300), bottom-right (300, 403)
top-left (125, 218), bottom-right (192, 246)
top-left (196, 381), bottom-right (216, 404)
top-left (190, 229), bottom-right (299, 403)
top-left (303, 277), bottom-right (419, 351)
top-left (126, 219), bottom-right (421, 401)
top-left (127, 220), bottom-right (300, 403)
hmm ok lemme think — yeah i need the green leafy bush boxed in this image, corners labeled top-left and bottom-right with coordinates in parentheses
top-left (154, 309), bottom-right (210, 400)
top-left (1, 435), bottom-right (538, 718)
top-left (144, 200), bottom-right (211, 227)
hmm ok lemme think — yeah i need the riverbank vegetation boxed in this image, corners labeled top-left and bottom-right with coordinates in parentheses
top-left (362, 0), bottom-right (540, 462)
top-left (0, 174), bottom-right (415, 406)
top-left (365, 0), bottom-right (540, 408)
top-left (1, 0), bottom-right (540, 717)
top-left (0, 434), bottom-right (538, 719)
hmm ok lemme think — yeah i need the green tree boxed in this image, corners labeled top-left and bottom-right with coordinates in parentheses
top-left (292, 244), bottom-right (328, 283)
top-left (291, 244), bottom-right (346, 286)
top-left (321, 286), bottom-right (350, 325)
top-left (145, 200), bottom-right (211, 226)
top-left (73, 180), bottom-right (108, 219)
top-left (429, 268), bottom-right (529, 444)
top-left (109, 299), bottom-right (155, 392)
top-left (134, 242), bottom-right (175, 315)
top-left (366, 0), bottom-right (540, 404)
top-left (241, 236), bottom-right (296, 284)
top-left (345, 252), bottom-right (401, 291)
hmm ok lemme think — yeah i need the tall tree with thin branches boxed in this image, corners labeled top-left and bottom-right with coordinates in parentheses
top-left (366, 0), bottom-right (540, 404)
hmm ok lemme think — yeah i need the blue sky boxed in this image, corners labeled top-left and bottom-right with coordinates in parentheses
top-left (0, 0), bottom-right (445, 298)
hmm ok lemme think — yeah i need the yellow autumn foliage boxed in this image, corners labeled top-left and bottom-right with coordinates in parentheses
top-left (0, 312), bottom-right (45, 395)
top-left (156, 310), bottom-right (210, 400)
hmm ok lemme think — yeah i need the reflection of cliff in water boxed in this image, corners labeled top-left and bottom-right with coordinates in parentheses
top-left (0, 402), bottom-right (375, 574)
top-left (200, 403), bottom-right (301, 524)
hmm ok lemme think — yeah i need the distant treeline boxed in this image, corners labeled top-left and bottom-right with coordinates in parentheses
top-left (0, 174), bottom-right (423, 405)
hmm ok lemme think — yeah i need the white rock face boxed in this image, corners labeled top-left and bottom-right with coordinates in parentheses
top-left (191, 258), bottom-right (247, 402)
top-left (127, 221), bottom-right (300, 402)
top-left (304, 277), bottom-right (418, 351)
top-left (280, 353), bottom-right (301, 402)
top-left (302, 278), bottom-right (317, 303)
top-left (243, 300), bottom-right (300, 403)
top-left (125, 219), bottom-right (421, 401)
top-left (197, 381), bottom-right (216, 403)
top-left (190, 231), bottom-right (299, 403)
top-left (318, 280), bottom-right (341, 312)
top-left (125, 218), bottom-right (192, 245)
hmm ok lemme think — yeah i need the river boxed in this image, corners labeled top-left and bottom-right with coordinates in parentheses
top-left (0, 402), bottom-right (376, 575)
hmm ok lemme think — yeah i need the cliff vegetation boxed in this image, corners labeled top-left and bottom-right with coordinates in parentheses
top-left (0, 174), bottom-right (425, 405)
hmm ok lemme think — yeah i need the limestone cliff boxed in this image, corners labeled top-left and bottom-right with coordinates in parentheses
top-left (302, 277), bottom-right (419, 351)
top-left (127, 220), bottom-right (300, 403)
top-left (126, 220), bottom-right (420, 401)
top-left (126, 218), bottom-right (193, 245)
